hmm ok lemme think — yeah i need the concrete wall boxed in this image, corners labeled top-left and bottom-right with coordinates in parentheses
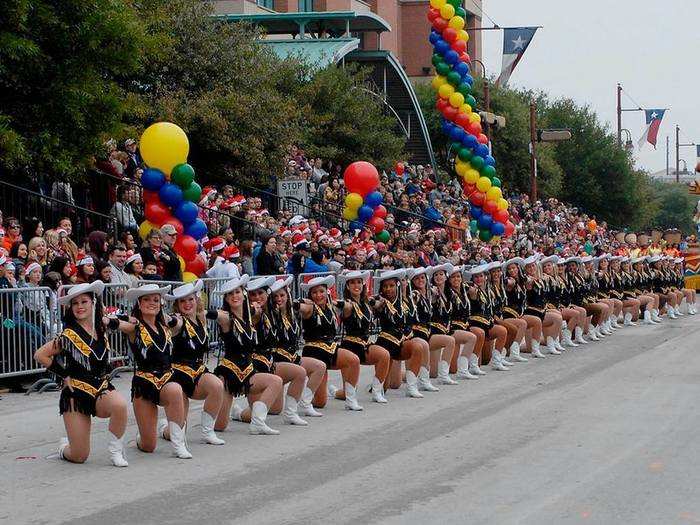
top-left (210, 0), bottom-right (274, 14)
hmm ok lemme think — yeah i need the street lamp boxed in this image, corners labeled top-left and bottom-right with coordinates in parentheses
top-left (620, 129), bottom-right (634, 152)
top-left (675, 125), bottom-right (696, 183)
top-left (529, 102), bottom-right (572, 201)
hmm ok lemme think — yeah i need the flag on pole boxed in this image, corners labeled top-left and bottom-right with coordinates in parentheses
top-left (495, 27), bottom-right (538, 87)
top-left (637, 109), bottom-right (666, 149)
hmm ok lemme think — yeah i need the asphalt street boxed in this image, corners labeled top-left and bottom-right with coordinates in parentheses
top-left (2, 314), bottom-right (700, 525)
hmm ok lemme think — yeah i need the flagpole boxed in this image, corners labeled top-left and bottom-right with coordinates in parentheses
top-left (666, 136), bottom-right (670, 178)
top-left (676, 125), bottom-right (681, 184)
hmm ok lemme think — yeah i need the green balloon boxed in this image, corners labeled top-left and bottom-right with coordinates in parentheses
top-left (481, 165), bottom-right (497, 178)
top-left (450, 141), bottom-right (462, 153)
top-left (458, 147), bottom-right (473, 161)
top-left (436, 62), bottom-right (451, 76)
top-left (479, 229), bottom-right (493, 242)
top-left (449, 0), bottom-right (462, 8)
top-left (375, 230), bottom-right (390, 242)
top-left (171, 163), bottom-right (195, 188)
top-left (456, 7), bottom-right (467, 18)
top-left (491, 176), bottom-right (501, 187)
top-left (447, 71), bottom-right (462, 86)
top-left (470, 156), bottom-right (485, 171)
top-left (182, 181), bottom-right (202, 202)
top-left (466, 94), bottom-right (477, 108)
top-left (457, 82), bottom-right (471, 97)
top-left (432, 53), bottom-right (443, 67)
top-left (469, 219), bottom-right (478, 233)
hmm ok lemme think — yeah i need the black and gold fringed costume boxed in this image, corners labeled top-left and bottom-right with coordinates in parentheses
top-left (213, 307), bottom-right (257, 396)
top-left (448, 283), bottom-right (471, 332)
top-left (524, 278), bottom-right (548, 319)
top-left (130, 322), bottom-right (175, 404)
top-left (269, 306), bottom-right (302, 365)
top-left (490, 280), bottom-right (506, 320)
top-left (54, 324), bottom-right (114, 416)
top-left (502, 276), bottom-right (526, 319)
top-left (409, 288), bottom-right (432, 341)
top-left (376, 294), bottom-right (412, 359)
top-left (301, 302), bottom-right (339, 367)
top-left (252, 312), bottom-right (275, 373)
top-left (469, 285), bottom-right (495, 331)
top-left (342, 299), bottom-right (374, 364)
top-left (171, 316), bottom-right (209, 398)
top-left (430, 287), bottom-right (452, 336)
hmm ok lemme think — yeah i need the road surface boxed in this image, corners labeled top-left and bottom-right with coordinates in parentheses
top-left (2, 315), bottom-right (700, 525)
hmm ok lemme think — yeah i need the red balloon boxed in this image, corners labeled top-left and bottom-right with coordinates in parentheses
top-left (143, 190), bottom-right (159, 204)
top-left (145, 201), bottom-right (171, 225)
top-left (494, 209), bottom-right (509, 224)
top-left (477, 133), bottom-right (489, 144)
top-left (443, 105), bottom-right (458, 121)
top-left (466, 121), bottom-right (482, 136)
top-left (394, 162), bottom-right (405, 176)
top-left (469, 191), bottom-right (485, 206)
top-left (463, 183), bottom-right (476, 196)
top-left (175, 235), bottom-right (198, 262)
top-left (483, 200), bottom-right (498, 215)
top-left (433, 17), bottom-right (448, 32)
top-left (344, 161), bottom-right (380, 197)
top-left (459, 52), bottom-right (471, 64)
top-left (427, 7), bottom-right (440, 21)
top-left (368, 216), bottom-right (385, 233)
top-left (373, 205), bottom-right (387, 219)
top-left (185, 255), bottom-right (206, 276)
top-left (455, 112), bottom-right (471, 128)
top-left (442, 28), bottom-right (458, 43)
top-left (436, 98), bottom-right (449, 112)
top-left (504, 221), bottom-right (515, 238)
top-left (162, 217), bottom-right (184, 235)
top-left (451, 40), bottom-right (467, 54)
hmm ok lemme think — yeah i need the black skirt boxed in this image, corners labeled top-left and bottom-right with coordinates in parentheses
top-left (342, 336), bottom-right (369, 364)
top-left (469, 314), bottom-right (494, 331)
top-left (450, 320), bottom-right (470, 334)
top-left (302, 340), bottom-right (339, 367)
top-left (524, 306), bottom-right (546, 320)
top-left (501, 307), bottom-right (522, 320)
top-left (131, 370), bottom-right (175, 404)
top-left (214, 357), bottom-right (254, 396)
top-left (170, 363), bottom-right (208, 398)
top-left (59, 378), bottom-right (114, 417)
top-left (272, 347), bottom-right (302, 365)
top-left (252, 353), bottom-right (275, 374)
top-left (376, 331), bottom-right (405, 360)
top-left (430, 322), bottom-right (451, 337)
top-left (411, 323), bottom-right (431, 342)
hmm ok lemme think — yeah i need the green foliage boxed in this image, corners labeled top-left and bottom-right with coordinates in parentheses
top-left (648, 181), bottom-right (698, 234)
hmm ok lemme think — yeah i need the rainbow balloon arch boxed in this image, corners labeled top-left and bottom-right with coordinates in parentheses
top-left (138, 122), bottom-right (207, 282)
top-left (342, 161), bottom-right (390, 242)
top-left (427, 0), bottom-right (514, 242)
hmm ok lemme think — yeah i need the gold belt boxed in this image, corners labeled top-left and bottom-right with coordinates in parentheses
top-left (252, 353), bottom-right (273, 368)
top-left (378, 332), bottom-right (402, 346)
top-left (451, 320), bottom-right (469, 329)
top-left (273, 347), bottom-right (299, 362)
top-left (502, 307), bottom-right (520, 317)
top-left (172, 363), bottom-right (206, 379)
top-left (219, 358), bottom-right (254, 382)
top-left (68, 378), bottom-right (109, 398)
top-left (343, 335), bottom-right (367, 345)
top-left (525, 306), bottom-right (544, 313)
top-left (135, 370), bottom-right (173, 390)
top-left (469, 315), bottom-right (491, 324)
top-left (305, 341), bottom-right (338, 355)
top-left (412, 324), bottom-right (430, 336)
top-left (430, 322), bottom-right (450, 333)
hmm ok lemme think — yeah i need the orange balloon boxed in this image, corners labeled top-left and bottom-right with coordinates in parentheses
top-left (587, 220), bottom-right (597, 231)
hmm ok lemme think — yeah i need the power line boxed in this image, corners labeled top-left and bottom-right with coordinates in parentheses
top-left (467, 1), bottom-right (499, 28)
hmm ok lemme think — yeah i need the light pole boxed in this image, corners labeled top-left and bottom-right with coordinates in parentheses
top-left (616, 83), bottom-right (643, 148)
top-left (529, 100), bottom-right (572, 202)
top-left (676, 125), bottom-right (696, 183)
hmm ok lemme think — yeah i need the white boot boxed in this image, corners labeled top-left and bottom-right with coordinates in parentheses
top-left (200, 412), bottom-right (225, 445)
top-left (587, 327), bottom-right (600, 341)
top-left (651, 309), bottom-right (662, 323)
top-left (418, 366), bottom-right (440, 391)
top-left (405, 370), bottom-right (424, 398)
top-left (500, 349), bottom-right (515, 366)
top-left (57, 437), bottom-right (69, 461)
top-left (530, 340), bottom-right (546, 358)
top-left (574, 326), bottom-right (589, 343)
top-left (490, 350), bottom-right (509, 371)
top-left (623, 312), bottom-right (637, 326)
top-left (437, 360), bottom-right (459, 384)
top-left (230, 402), bottom-right (244, 421)
top-left (157, 418), bottom-right (168, 439)
top-left (601, 320), bottom-right (612, 335)
top-left (675, 304), bottom-right (684, 316)
top-left (456, 355), bottom-right (480, 378)
top-left (612, 316), bottom-right (622, 328)
top-left (562, 327), bottom-right (578, 348)
top-left (282, 395), bottom-right (309, 425)
top-left (344, 382), bottom-right (364, 411)
top-left (249, 401), bottom-right (280, 435)
top-left (594, 325), bottom-right (605, 338)
top-left (509, 341), bottom-right (528, 362)
top-left (107, 432), bottom-right (129, 467)
top-left (668, 306), bottom-right (678, 319)
top-left (544, 336), bottom-right (561, 355)
top-left (298, 387), bottom-right (323, 417)
top-left (554, 337), bottom-right (566, 352)
top-left (169, 422), bottom-right (193, 458)
top-left (690, 303), bottom-right (697, 315)
top-left (469, 353), bottom-right (487, 375)
top-left (327, 383), bottom-right (339, 398)
top-left (642, 309), bottom-right (653, 325)
top-left (371, 376), bottom-right (388, 403)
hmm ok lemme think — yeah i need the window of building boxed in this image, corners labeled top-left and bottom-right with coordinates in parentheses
top-left (298, 0), bottom-right (314, 12)
top-left (257, 0), bottom-right (274, 9)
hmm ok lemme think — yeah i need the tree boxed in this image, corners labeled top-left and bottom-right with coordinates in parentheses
top-left (648, 182), bottom-right (698, 234)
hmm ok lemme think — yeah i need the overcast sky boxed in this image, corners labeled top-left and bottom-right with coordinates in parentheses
top-left (479, 0), bottom-right (700, 174)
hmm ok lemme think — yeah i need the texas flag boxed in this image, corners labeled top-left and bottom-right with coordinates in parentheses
top-left (637, 109), bottom-right (666, 149)
top-left (495, 27), bottom-right (538, 87)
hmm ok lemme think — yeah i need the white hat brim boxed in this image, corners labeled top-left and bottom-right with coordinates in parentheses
top-left (125, 283), bottom-right (171, 303)
top-left (300, 275), bottom-right (336, 291)
top-left (247, 276), bottom-right (276, 292)
top-left (218, 275), bottom-right (251, 295)
top-left (165, 280), bottom-right (203, 301)
top-left (58, 280), bottom-right (106, 306)
top-left (269, 276), bottom-right (294, 294)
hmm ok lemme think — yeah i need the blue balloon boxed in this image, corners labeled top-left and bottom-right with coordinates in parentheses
top-left (449, 126), bottom-right (465, 142)
top-left (491, 222), bottom-right (505, 236)
top-left (141, 168), bottom-right (165, 191)
top-left (185, 218), bottom-right (207, 240)
top-left (365, 191), bottom-right (383, 208)
top-left (463, 74), bottom-right (474, 86)
top-left (484, 155), bottom-right (496, 167)
top-left (434, 39), bottom-right (450, 55)
top-left (349, 220), bottom-right (364, 231)
top-left (159, 183), bottom-right (183, 208)
top-left (444, 50), bottom-right (459, 65)
top-left (442, 120), bottom-right (454, 135)
top-left (358, 205), bottom-right (374, 222)
top-left (469, 205), bottom-right (483, 219)
top-left (476, 144), bottom-right (490, 158)
top-left (453, 62), bottom-right (470, 77)
top-left (478, 213), bottom-right (493, 229)
top-left (174, 201), bottom-right (199, 226)
top-left (462, 134), bottom-right (479, 149)
top-left (429, 31), bottom-right (441, 45)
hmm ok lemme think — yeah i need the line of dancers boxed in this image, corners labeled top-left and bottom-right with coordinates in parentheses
top-left (34, 253), bottom-right (696, 466)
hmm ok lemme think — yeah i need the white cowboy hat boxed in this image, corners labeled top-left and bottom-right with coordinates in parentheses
top-left (467, 263), bottom-right (491, 276)
top-left (448, 264), bottom-right (464, 275)
top-left (426, 263), bottom-right (451, 277)
top-left (300, 275), bottom-right (335, 291)
top-left (564, 256), bottom-right (582, 265)
top-left (125, 283), bottom-right (171, 303)
top-left (247, 276), bottom-right (276, 292)
top-left (165, 279), bottom-right (203, 301)
top-left (539, 255), bottom-right (559, 266)
top-left (58, 280), bottom-right (106, 306)
top-left (502, 257), bottom-right (525, 270)
top-left (648, 255), bottom-right (662, 264)
top-left (218, 275), bottom-right (251, 295)
top-left (523, 254), bottom-right (540, 266)
top-left (375, 269), bottom-right (406, 283)
top-left (341, 270), bottom-right (371, 282)
top-left (631, 256), bottom-right (646, 264)
top-left (581, 256), bottom-right (594, 264)
top-left (486, 261), bottom-right (503, 272)
top-left (407, 267), bottom-right (428, 281)
top-left (269, 275), bottom-right (294, 294)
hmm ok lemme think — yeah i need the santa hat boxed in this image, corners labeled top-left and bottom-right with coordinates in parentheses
top-left (257, 208), bottom-right (269, 216)
top-left (280, 228), bottom-right (292, 238)
top-left (233, 195), bottom-right (247, 206)
top-left (223, 245), bottom-right (240, 260)
top-left (317, 235), bottom-right (329, 243)
top-left (329, 228), bottom-right (342, 239)
top-left (199, 186), bottom-right (217, 204)
top-left (77, 253), bottom-right (93, 266)
top-left (292, 234), bottom-right (308, 249)
top-left (204, 237), bottom-right (226, 252)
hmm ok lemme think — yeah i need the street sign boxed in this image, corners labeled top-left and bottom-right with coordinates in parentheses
top-left (537, 129), bottom-right (572, 142)
top-left (277, 178), bottom-right (308, 215)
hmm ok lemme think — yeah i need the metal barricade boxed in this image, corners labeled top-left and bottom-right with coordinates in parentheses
top-left (0, 286), bottom-right (58, 379)
top-left (200, 277), bottom-right (230, 354)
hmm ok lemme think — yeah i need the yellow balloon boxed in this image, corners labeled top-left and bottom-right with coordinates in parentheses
top-left (476, 176), bottom-right (492, 193)
top-left (465, 168), bottom-right (480, 184)
top-left (183, 272), bottom-right (197, 283)
top-left (490, 235), bottom-right (501, 245)
top-left (139, 220), bottom-right (155, 241)
top-left (487, 187), bottom-right (503, 201)
top-left (343, 207), bottom-right (358, 221)
top-left (449, 92), bottom-right (465, 108)
top-left (345, 192), bottom-right (363, 210)
top-left (448, 16), bottom-right (465, 30)
top-left (460, 103), bottom-right (472, 115)
top-left (140, 122), bottom-right (189, 176)
top-left (455, 160), bottom-right (468, 177)
top-left (178, 255), bottom-right (186, 272)
top-left (469, 112), bottom-right (481, 123)
top-left (430, 0), bottom-right (446, 8)
top-left (431, 75), bottom-right (447, 91)
top-left (439, 4), bottom-right (455, 19)
top-left (438, 83), bottom-right (455, 99)
top-left (457, 29), bottom-right (469, 42)
top-left (497, 198), bottom-right (509, 211)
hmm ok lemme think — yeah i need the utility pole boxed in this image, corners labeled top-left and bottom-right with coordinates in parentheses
top-left (666, 136), bottom-right (670, 178)
top-left (529, 102), bottom-right (537, 202)
top-left (617, 83), bottom-right (622, 147)
top-left (676, 125), bottom-right (680, 184)
top-left (483, 81), bottom-right (491, 141)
